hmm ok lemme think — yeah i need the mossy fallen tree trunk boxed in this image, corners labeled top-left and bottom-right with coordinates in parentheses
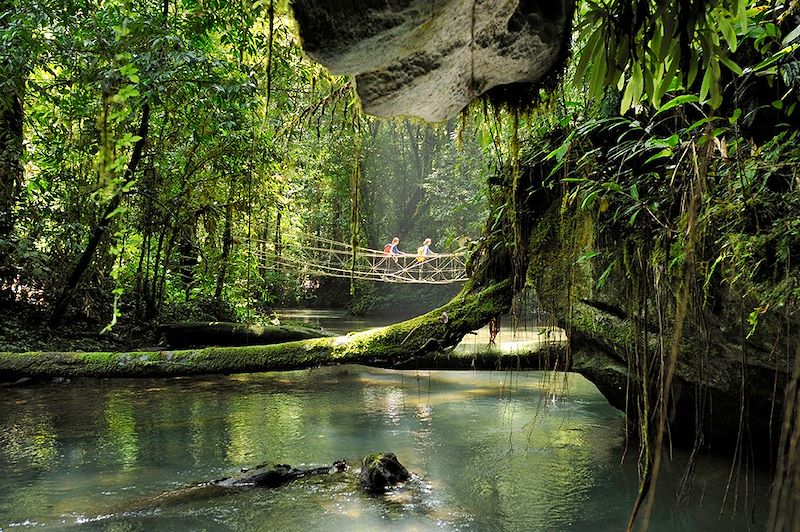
top-left (157, 322), bottom-right (333, 348)
top-left (0, 281), bottom-right (514, 381)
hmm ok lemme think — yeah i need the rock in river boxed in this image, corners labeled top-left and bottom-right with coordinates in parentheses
top-left (359, 452), bottom-right (411, 492)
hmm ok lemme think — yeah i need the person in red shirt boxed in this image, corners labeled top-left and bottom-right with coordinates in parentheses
top-left (383, 237), bottom-right (403, 273)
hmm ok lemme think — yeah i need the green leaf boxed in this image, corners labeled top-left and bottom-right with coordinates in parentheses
top-left (687, 51), bottom-right (700, 86)
top-left (703, 254), bottom-right (725, 292)
top-left (737, 0), bottom-right (747, 32)
top-left (654, 56), bottom-right (679, 106)
top-left (574, 251), bottom-right (600, 265)
top-left (644, 66), bottom-right (655, 106)
top-left (596, 260), bottom-right (616, 289)
top-left (765, 23), bottom-right (778, 38)
top-left (655, 94), bottom-right (699, 115)
top-left (581, 189), bottom-right (600, 209)
top-left (746, 309), bottom-right (760, 338)
top-left (746, 43), bottom-right (800, 74)
top-left (688, 116), bottom-right (717, 131)
top-left (782, 23), bottom-right (800, 46)
top-left (719, 54), bottom-right (743, 76)
top-left (574, 26), bottom-right (603, 84)
top-left (589, 47), bottom-right (608, 99)
top-left (620, 63), bottom-right (643, 114)
top-left (632, 63), bottom-right (643, 103)
top-left (105, 205), bottom-right (127, 220)
top-left (629, 184), bottom-right (639, 200)
top-left (700, 65), bottom-right (713, 102)
top-left (645, 148), bottom-right (673, 164)
top-left (718, 16), bottom-right (737, 52)
top-left (659, 17), bottom-right (675, 61)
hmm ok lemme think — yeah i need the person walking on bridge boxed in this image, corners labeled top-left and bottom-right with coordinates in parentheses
top-left (384, 237), bottom-right (402, 256)
top-left (383, 237), bottom-right (403, 274)
top-left (416, 238), bottom-right (434, 280)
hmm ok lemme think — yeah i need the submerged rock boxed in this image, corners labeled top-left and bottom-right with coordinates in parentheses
top-left (111, 455), bottom-right (409, 517)
top-left (119, 460), bottom-right (349, 514)
top-left (217, 459), bottom-right (348, 488)
top-left (359, 452), bottom-right (411, 492)
top-left (291, 0), bottom-right (574, 121)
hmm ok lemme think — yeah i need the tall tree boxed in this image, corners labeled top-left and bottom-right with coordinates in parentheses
top-left (0, 0), bottom-right (27, 296)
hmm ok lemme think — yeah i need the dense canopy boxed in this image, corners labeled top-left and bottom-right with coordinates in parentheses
top-left (1, 1), bottom-right (799, 529)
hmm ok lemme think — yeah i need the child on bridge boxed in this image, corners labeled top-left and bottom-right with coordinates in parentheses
top-left (415, 238), bottom-right (434, 279)
top-left (383, 237), bottom-right (403, 274)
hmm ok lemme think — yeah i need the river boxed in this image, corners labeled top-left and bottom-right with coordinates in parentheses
top-left (0, 313), bottom-right (769, 530)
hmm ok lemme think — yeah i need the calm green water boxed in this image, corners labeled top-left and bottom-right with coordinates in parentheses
top-left (0, 367), bottom-right (765, 531)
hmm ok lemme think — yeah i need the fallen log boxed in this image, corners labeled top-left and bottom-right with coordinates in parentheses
top-left (0, 281), bottom-right (514, 381)
top-left (157, 321), bottom-right (334, 348)
top-left (115, 460), bottom-right (349, 514)
top-left (217, 460), bottom-right (347, 488)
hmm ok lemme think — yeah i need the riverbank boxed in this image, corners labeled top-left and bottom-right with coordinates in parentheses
top-left (0, 301), bottom-right (160, 353)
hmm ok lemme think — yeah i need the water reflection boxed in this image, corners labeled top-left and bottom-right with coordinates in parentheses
top-left (0, 366), bottom-right (769, 531)
top-left (0, 408), bottom-right (59, 470)
top-left (100, 391), bottom-right (139, 469)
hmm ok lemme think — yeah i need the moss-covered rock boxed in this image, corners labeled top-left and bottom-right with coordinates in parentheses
top-left (358, 452), bottom-right (410, 493)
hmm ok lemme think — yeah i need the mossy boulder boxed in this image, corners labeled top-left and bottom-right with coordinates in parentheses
top-left (358, 452), bottom-right (410, 493)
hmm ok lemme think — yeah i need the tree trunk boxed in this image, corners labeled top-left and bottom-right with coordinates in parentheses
top-left (3, 280), bottom-right (512, 380)
top-left (49, 104), bottom-right (151, 326)
top-left (0, 67), bottom-right (24, 296)
top-left (146, 216), bottom-right (168, 319)
top-left (178, 215), bottom-right (198, 301)
top-left (214, 182), bottom-right (235, 300)
top-left (274, 209), bottom-right (282, 259)
top-left (155, 220), bottom-right (179, 315)
top-left (112, 460), bottom-right (348, 516)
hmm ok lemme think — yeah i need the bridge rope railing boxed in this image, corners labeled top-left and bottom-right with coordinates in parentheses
top-left (248, 234), bottom-right (469, 284)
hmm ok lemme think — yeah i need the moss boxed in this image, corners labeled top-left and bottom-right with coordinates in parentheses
top-left (0, 281), bottom-right (514, 382)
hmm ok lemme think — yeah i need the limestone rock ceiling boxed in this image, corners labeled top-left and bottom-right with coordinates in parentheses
top-left (291, 0), bottom-right (573, 122)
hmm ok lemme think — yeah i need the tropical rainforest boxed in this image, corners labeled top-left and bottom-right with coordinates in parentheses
top-left (1, 0), bottom-right (799, 529)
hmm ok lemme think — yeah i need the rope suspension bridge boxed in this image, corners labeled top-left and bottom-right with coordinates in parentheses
top-left (250, 235), bottom-right (469, 284)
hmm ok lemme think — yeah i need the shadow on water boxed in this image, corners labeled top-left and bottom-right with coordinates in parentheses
top-left (0, 365), bottom-right (771, 530)
top-left (276, 308), bottom-right (412, 335)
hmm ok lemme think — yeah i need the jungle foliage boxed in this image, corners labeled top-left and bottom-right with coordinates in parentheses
top-left (1, 0), bottom-right (800, 529)
top-left (0, 0), bottom-right (495, 330)
top-left (517, 2), bottom-right (800, 529)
